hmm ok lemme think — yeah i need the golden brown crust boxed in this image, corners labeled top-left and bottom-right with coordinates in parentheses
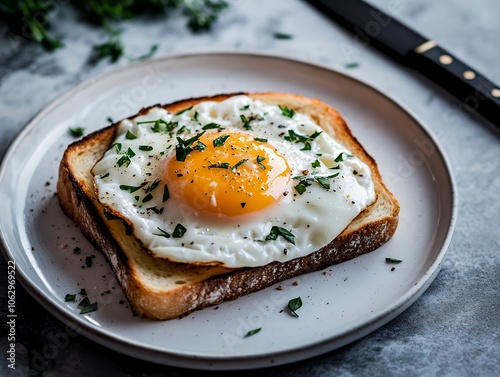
top-left (57, 92), bottom-right (399, 320)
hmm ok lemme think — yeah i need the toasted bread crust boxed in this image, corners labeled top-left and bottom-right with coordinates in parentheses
top-left (57, 92), bottom-right (399, 320)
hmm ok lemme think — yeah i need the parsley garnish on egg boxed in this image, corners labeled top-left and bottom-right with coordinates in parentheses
top-left (279, 105), bottom-right (295, 118)
top-left (175, 131), bottom-right (206, 161)
top-left (263, 226), bottom-right (296, 245)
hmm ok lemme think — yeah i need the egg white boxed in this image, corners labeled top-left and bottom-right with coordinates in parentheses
top-left (92, 95), bottom-right (375, 268)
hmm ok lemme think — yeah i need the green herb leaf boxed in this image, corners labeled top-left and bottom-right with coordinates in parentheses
top-left (245, 328), bottom-right (262, 337)
top-left (107, 117), bottom-right (114, 123)
top-left (300, 142), bottom-right (311, 151)
top-left (254, 137), bottom-right (268, 142)
top-left (111, 142), bottom-right (122, 153)
top-left (345, 62), bottom-right (360, 69)
top-left (127, 147), bottom-right (136, 158)
top-left (264, 226), bottom-right (296, 245)
top-left (208, 162), bottom-right (230, 169)
top-left (386, 258), bottom-right (403, 263)
top-left (274, 32), bottom-right (293, 39)
top-left (79, 302), bottom-right (98, 314)
top-left (202, 122), bottom-right (222, 130)
top-left (240, 105), bottom-right (250, 110)
top-left (154, 227), bottom-right (170, 238)
top-left (256, 155), bottom-right (266, 170)
top-left (172, 224), bottom-right (187, 238)
top-left (69, 127), bottom-right (85, 137)
top-left (312, 159), bottom-right (321, 168)
top-left (139, 145), bottom-right (153, 151)
top-left (117, 155), bottom-right (131, 168)
top-left (64, 294), bottom-right (76, 302)
top-left (240, 114), bottom-right (252, 130)
top-left (78, 297), bottom-right (90, 308)
top-left (175, 131), bottom-right (206, 161)
top-left (125, 130), bottom-right (137, 139)
top-left (232, 159), bottom-right (248, 170)
top-left (288, 297), bottom-right (302, 317)
top-left (213, 134), bottom-right (230, 147)
top-left (279, 105), bottom-right (295, 118)
top-left (315, 177), bottom-right (330, 189)
top-left (120, 182), bottom-right (147, 193)
top-left (334, 152), bottom-right (353, 163)
top-left (162, 184), bottom-right (170, 203)
top-left (142, 193), bottom-right (153, 203)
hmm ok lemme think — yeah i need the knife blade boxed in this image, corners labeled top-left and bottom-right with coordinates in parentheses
top-left (306, 0), bottom-right (500, 128)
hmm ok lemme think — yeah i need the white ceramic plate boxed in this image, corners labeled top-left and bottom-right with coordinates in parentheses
top-left (0, 53), bottom-right (456, 370)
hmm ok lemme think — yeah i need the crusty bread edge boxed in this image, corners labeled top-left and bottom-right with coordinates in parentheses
top-left (57, 92), bottom-right (399, 320)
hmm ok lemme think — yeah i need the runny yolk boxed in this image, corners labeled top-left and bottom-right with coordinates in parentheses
top-left (166, 131), bottom-right (291, 218)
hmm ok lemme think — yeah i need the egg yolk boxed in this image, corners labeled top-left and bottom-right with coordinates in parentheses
top-left (166, 131), bottom-right (290, 218)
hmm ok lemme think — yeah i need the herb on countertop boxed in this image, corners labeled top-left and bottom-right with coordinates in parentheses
top-left (1, 1), bottom-right (229, 61)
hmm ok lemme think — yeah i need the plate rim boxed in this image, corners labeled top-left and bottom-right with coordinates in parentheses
top-left (0, 51), bottom-right (457, 370)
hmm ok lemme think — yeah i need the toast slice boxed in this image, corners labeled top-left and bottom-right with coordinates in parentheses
top-left (57, 92), bottom-right (399, 320)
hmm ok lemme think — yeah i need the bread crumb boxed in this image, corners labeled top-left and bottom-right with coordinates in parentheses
top-left (276, 285), bottom-right (283, 291)
top-left (293, 281), bottom-right (299, 286)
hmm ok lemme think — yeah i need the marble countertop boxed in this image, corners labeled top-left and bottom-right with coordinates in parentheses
top-left (1, 0), bottom-right (499, 376)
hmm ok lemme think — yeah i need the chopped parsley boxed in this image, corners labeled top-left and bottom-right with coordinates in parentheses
top-left (334, 152), bottom-right (353, 163)
top-left (312, 159), bottom-right (321, 168)
top-left (386, 258), bottom-right (403, 263)
top-left (125, 130), bottom-right (137, 139)
top-left (117, 155), bottom-right (131, 167)
top-left (279, 105), bottom-right (295, 118)
top-left (79, 302), bottom-right (98, 315)
top-left (293, 173), bottom-right (339, 194)
top-left (240, 104), bottom-right (250, 110)
top-left (78, 297), bottom-right (90, 308)
top-left (64, 294), bottom-right (76, 302)
top-left (202, 122), bottom-right (222, 130)
top-left (172, 224), bottom-right (187, 238)
top-left (68, 127), bottom-right (85, 137)
top-left (254, 137), bottom-right (267, 142)
top-left (112, 142), bottom-right (122, 153)
top-left (274, 32), bottom-right (293, 39)
top-left (287, 297), bottom-right (302, 318)
top-left (213, 134), bottom-right (230, 147)
top-left (127, 147), bottom-right (136, 158)
top-left (175, 131), bottom-right (206, 161)
top-left (107, 117), bottom-right (114, 123)
top-left (162, 184), bottom-right (170, 202)
top-left (300, 142), bottom-right (311, 151)
top-left (154, 227), bottom-right (170, 238)
top-left (208, 162), bottom-right (230, 169)
top-left (245, 328), bottom-right (262, 337)
top-left (345, 62), bottom-right (360, 69)
top-left (120, 182), bottom-right (147, 193)
top-left (139, 145), bottom-right (153, 151)
top-left (232, 159), bottom-right (248, 170)
top-left (264, 226), bottom-right (296, 245)
top-left (142, 193), bottom-right (153, 203)
top-left (256, 155), bottom-right (266, 170)
top-left (240, 114), bottom-right (252, 130)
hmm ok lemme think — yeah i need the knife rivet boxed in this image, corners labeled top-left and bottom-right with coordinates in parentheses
top-left (439, 55), bottom-right (453, 65)
top-left (492, 89), bottom-right (500, 98)
top-left (463, 70), bottom-right (476, 80)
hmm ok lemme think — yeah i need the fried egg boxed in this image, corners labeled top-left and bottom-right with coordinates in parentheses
top-left (92, 95), bottom-right (375, 268)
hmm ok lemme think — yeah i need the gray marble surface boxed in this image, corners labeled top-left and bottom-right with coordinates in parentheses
top-left (1, 0), bottom-right (499, 376)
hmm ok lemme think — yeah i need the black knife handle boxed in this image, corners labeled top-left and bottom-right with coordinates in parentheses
top-left (408, 43), bottom-right (500, 126)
